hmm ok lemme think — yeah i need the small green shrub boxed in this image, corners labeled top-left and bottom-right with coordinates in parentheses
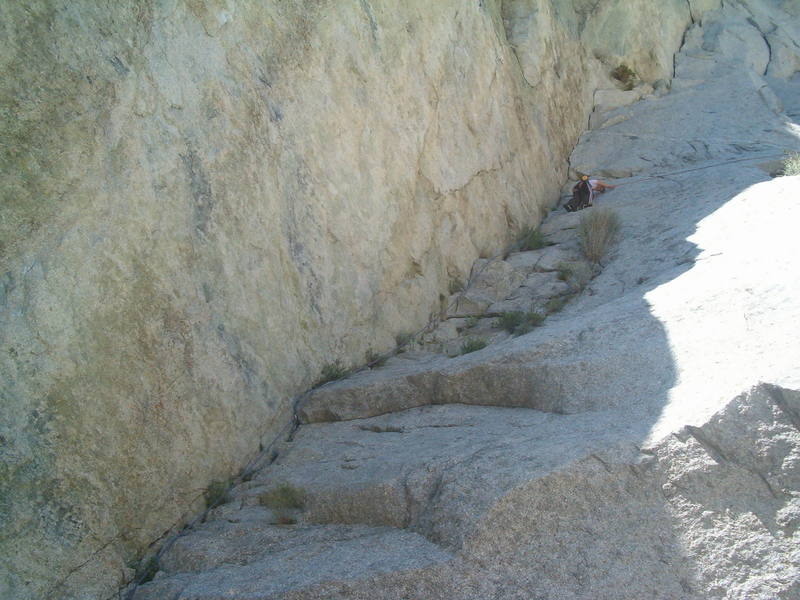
top-left (465, 316), bottom-right (480, 329)
top-left (497, 311), bottom-right (525, 333)
top-left (545, 297), bottom-right (568, 314)
top-left (395, 332), bottom-right (413, 348)
top-left (578, 208), bottom-right (621, 263)
top-left (497, 311), bottom-right (544, 335)
top-left (260, 483), bottom-right (306, 510)
top-left (460, 338), bottom-right (488, 355)
top-left (611, 63), bottom-right (637, 91)
top-left (556, 263), bottom-right (573, 281)
top-left (448, 279), bottom-right (464, 294)
top-left (525, 311), bottom-right (545, 327)
top-left (518, 226), bottom-right (547, 251)
top-left (366, 350), bottom-right (388, 368)
top-left (136, 555), bottom-right (160, 584)
top-left (318, 361), bottom-right (347, 386)
top-left (204, 479), bottom-right (230, 509)
top-left (781, 152), bottom-right (800, 176)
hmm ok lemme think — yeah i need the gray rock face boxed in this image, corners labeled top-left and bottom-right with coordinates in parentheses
top-left (135, 384), bottom-right (800, 599)
top-left (3, 2), bottom-right (684, 597)
top-left (4, 1), bottom-right (800, 599)
top-left (128, 1), bottom-right (800, 597)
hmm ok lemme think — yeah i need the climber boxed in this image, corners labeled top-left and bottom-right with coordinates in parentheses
top-left (564, 175), bottom-right (616, 212)
top-left (564, 175), bottom-right (592, 212)
top-left (589, 177), bottom-right (616, 194)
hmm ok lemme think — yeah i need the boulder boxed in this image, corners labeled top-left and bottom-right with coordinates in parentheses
top-left (467, 259), bottom-right (526, 301)
top-left (505, 246), bottom-right (581, 274)
top-left (487, 272), bottom-right (570, 315)
top-left (446, 289), bottom-right (495, 317)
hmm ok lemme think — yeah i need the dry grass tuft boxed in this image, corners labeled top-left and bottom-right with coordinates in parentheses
top-left (578, 209), bottom-right (621, 263)
top-left (260, 483), bottom-right (306, 510)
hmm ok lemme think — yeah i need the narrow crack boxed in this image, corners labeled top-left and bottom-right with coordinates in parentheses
top-left (48, 536), bottom-right (122, 598)
top-left (590, 453), bottom-right (613, 473)
top-left (760, 30), bottom-right (773, 76)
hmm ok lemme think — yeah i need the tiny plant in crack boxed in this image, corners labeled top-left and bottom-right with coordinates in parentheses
top-left (365, 350), bottom-right (388, 368)
top-left (497, 311), bottom-right (545, 335)
top-left (317, 361), bottom-right (347, 386)
top-left (395, 332), bottom-right (413, 349)
top-left (204, 479), bottom-right (231, 509)
top-left (135, 554), bottom-right (160, 584)
top-left (556, 262), bottom-right (574, 281)
top-left (545, 296), bottom-right (569, 314)
top-left (448, 278), bottom-right (464, 294)
top-left (517, 226), bottom-right (547, 251)
top-left (611, 63), bottom-right (637, 91)
top-left (460, 337), bottom-right (488, 355)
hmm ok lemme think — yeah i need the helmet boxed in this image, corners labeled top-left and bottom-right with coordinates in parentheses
top-left (580, 175), bottom-right (589, 181)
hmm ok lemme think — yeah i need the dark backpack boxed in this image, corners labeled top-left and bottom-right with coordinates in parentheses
top-left (565, 179), bottom-right (593, 212)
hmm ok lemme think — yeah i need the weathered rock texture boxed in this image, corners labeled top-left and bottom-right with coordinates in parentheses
top-left (131, 0), bottom-right (800, 596)
top-left (1, 0), bottom-right (798, 599)
top-left (135, 384), bottom-right (800, 600)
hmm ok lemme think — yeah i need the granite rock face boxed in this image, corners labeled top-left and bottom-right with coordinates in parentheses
top-left (130, 0), bottom-right (800, 596)
top-left (2, 1), bottom-right (798, 599)
top-left (135, 384), bottom-right (800, 600)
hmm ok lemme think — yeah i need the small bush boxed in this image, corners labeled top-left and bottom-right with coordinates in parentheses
top-left (460, 338), bottom-right (488, 355)
top-left (366, 350), bottom-right (388, 368)
top-left (556, 263), bottom-right (573, 281)
top-left (497, 311), bottom-right (544, 335)
top-left (517, 226), bottom-right (547, 251)
top-left (204, 479), bottom-right (230, 509)
top-left (578, 208), bottom-right (621, 263)
top-left (545, 297), bottom-right (568, 314)
top-left (318, 361), bottom-right (347, 386)
top-left (611, 63), bottom-right (637, 91)
top-left (395, 332), bottom-right (413, 348)
top-left (465, 316), bottom-right (480, 329)
top-left (260, 483), bottom-right (306, 510)
top-left (525, 311), bottom-right (545, 327)
top-left (515, 313), bottom-right (545, 335)
top-left (448, 279), bottom-right (464, 295)
top-left (136, 555), bottom-right (160, 584)
top-left (497, 311), bottom-right (525, 333)
top-left (781, 152), bottom-right (800, 176)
